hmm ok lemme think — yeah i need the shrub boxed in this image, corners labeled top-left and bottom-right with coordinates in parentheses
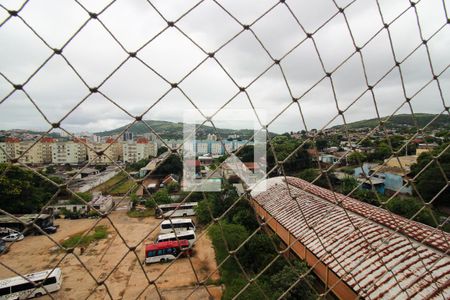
top-left (61, 225), bottom-right (108, 249)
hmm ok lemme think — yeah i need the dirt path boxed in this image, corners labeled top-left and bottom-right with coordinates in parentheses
top-left (0, 211), bottom-right (221, 300)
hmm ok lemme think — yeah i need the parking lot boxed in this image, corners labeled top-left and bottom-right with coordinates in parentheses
top-left (0, 211), bottom-right (221, 299)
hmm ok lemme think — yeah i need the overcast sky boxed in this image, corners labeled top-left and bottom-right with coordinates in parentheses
top-left (0, 0), bottom-right (448, 135)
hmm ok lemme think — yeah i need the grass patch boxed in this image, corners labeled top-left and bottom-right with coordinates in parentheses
top-left (110, 178), bottom-right (137, 195)
top-left (94, 172), bottom-right (128, 191)
top-left (61, 225), bottom-right (108, 249)
top-left (127, 209), bottom-right (154, 218)
top-left (94, 171), bottom-right (138, 195)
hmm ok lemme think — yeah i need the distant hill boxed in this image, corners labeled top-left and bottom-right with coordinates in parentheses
top-left (95, 120), bottom-right (261, 140)
top-left (332, 114), bottom-right (450, 130)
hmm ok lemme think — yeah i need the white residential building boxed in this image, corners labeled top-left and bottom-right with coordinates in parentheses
top-left (52, 141), bottom-right (87, 164)
top-left (211, 141), bottom-right (223, 155)
top-left (123, 138), bottom-right (157, 163)
top-left (196, 142), bottom-right (209, 155)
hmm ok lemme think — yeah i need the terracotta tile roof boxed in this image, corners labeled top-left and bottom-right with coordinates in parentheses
top-left (252, 177), bottom-right (450, 299)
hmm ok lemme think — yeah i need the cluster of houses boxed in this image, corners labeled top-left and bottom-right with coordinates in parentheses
top-left (323, 144), bottom-right (439, 196)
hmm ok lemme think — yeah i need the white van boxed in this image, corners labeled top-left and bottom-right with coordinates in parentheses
top-left (159, 218), bottom-right (196, 234)
top-left (156, 230), bottom-right (197, 247)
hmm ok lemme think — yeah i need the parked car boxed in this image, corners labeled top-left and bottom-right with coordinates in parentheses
top-left (43, 226), bottom-right (57, 234)
top-left (2, 233), bottom-right (24, 242)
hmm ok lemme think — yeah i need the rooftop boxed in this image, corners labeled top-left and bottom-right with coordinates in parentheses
top-left (252, 177), bottom-right (450, 299)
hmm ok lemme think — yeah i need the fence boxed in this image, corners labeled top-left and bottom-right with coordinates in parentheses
top-left (0, 0), bottom-right (449, 299)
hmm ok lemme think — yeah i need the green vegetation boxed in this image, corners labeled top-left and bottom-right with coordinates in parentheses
top-left (297, 168), bottom-right (333, 189)
top-left (61, 225), bottom-right (108, 249)
top-left (70, 192), bottom-right (93, 204)
top-left (334, 175), bottom-right (444, 228)
top-left (385, 197), bottom-right (436, 226)
top-left (127, 158), bottom-right (151, 172)
top-left (166, 181), bottom-right (179, 193)
top-left (144, 188), bottom-right (172, 208)
top-left (0, 163), bottom-right (60, 213)
top-left (94, 172), bottom-right (128, 191)
top-left (127, 209), bottom-right (154, 218)
top-left (157, 146), bottom-right (168, 156)
top-left (154, 154), bottom-right (182, 176)
top-left (95, 120), bottom-right (266, 140)
top-left (94, 171), bottom-right (136, 195)
top-left (332, 113), bottom-right (450, 130)
top-left (411, 143), bottom-right (450, 207)
top-left (109, 179), bottom-right (137, 195)
top-left (196, 184), bottom-right (315, 299)
top-left (267, 136), bottom-right (312, 174)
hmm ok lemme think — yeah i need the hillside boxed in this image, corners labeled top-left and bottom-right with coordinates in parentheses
top-left (95, 120), bottom-right (259, 140)
top-left (333, 113), bottom-right (450, 130)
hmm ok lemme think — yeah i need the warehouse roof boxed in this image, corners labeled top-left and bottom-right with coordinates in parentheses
top-left (252, 176), bottom-right (450, 299)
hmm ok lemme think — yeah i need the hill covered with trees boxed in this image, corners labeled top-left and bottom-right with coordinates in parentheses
top-left (332, 113), bottom-right (450, 130)
top-left (95, 120), bottom-right (259, 140)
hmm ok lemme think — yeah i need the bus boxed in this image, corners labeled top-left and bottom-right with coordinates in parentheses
top-left (0, 268), bottom-right (62, 300)
top-left (145, 240), bottom-right (192, 264)
top-left (155, 202), bottom-right (198, 219)
top-left (155, 230), bottom-right (196, 247)
top-left (159, 218), bottom-right (196, 234)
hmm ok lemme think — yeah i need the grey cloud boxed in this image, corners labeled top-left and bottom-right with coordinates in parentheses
top-left (0, 0), bottom-right (448, 134)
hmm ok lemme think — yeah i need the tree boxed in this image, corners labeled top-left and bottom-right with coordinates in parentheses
top-left (152, 188), bottom-right (171, 205)
top-left (239, 233), bottom-right (275, 273)
top-left (339, 176), bottom-right (358, 195)
top-left (166, 181), bottom-right (179, 193)
top-left (347, 151), bottom-right (367, 165)
top-left (237, 145), bottom-right (254, 162)
top-left (157, 146), bottom-right (168, 156)
top-left (0, 164), bottom-right (59, 213)
top-left (315, 138), bottom-right (328, 151)
top-left (410, 144), bottom-right (450, 207)
top-left (45, 166), bottom-right (55, 174)
top-left (297, 168), bottom-right (330, 188)
top-left (196, 199), bottom-right (213, 224)
top-left (154, 154), bottom-right (182, 176)
top-left (270, 261), bottom-right (315, 300)
top-left (128, 158), bottom-right (150, 171)
top-left (368, 143), bottom-right (391, 162)
top-left (71, 192), bottom-right (92, 204)
top-left (268, 136), bottom-right (312, 175)
top-left (297, 168), bottom-right (319, 182)
top-left (386, 196), bottom-right (436, 226)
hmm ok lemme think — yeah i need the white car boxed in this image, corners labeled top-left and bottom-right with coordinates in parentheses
top-left (2, 233), bottom-right (24, 242)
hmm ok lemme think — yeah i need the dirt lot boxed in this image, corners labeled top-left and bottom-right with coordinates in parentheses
top-left (0, 211), bottom-right (221, 299)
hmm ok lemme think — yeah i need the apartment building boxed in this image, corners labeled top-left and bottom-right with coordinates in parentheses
top-left (40, 137), bottom-right (55, 163)
top-left (211, 141), bottom-right (224, 155)
top-left (87, 138), bottom-right (123, 165)
top-left (0, 143), bottom-right (7, 163)
top-left (123, 138), bottom-right (157, 163)
top-left (52, 141), bottom-right (87, 164)
top-left (1, 137), bottom-right (20, 163)
top-left (0, 138), bottom-right (44, 164)
top-left (196, 141), bottom-right (209, 155)
top-left (16, 141), bottom-right (43, 164)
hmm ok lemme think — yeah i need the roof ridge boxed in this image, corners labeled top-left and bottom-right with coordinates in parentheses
top-left (284, 176), bottom-right (450, 254)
